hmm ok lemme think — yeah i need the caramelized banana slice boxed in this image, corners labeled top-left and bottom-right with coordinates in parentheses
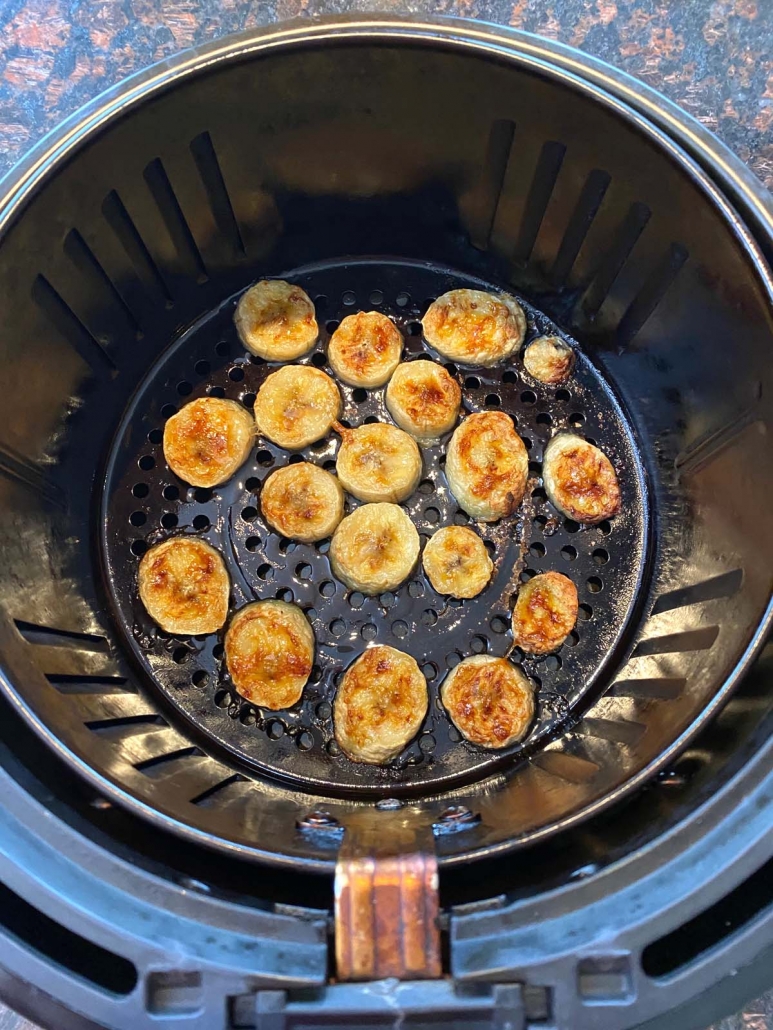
top-left (225, 600), bottom-right (314, 710)
top-left (260, 462), bottom-right (344, 543)
top-left (523, 335), bottom-right (575, 385)
top-left (422, 526), bottom-right (493, 598)
top-left (446, 411), bottom-right (529, 521)
top-left (335, 421), bottom-right (422, 503)
top-left (422, 289), bottom-right (526, 367)
top-left (235, 280), bottom-right (318, 360)
top-left (334, 645), bottom-right (428, 764)
top-left (328, 311), bottom-right (403, 388)
top-left (511, 571), bottom-right (578, 654)
top-left (253, 365), bottom-right (341, 450)
top-left (163, 397), bottom-right (254, 488)
top-left (543, 433), bottom-right (621, 524)
top-left (385, 359), bottom-right (461, 442)
top-left (330, 502), bottom-right (419, 594)
top-left (138, 537), bottom-right (230, 635)
top-left (441, 656), bottom-right (534, 749)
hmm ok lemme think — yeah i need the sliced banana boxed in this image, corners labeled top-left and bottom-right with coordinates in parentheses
top-left (335, 421), bottom-right (422, 503)
top-left (253, 365), bottom-right (341, 450)
top-left (330, 502), bottom-right (419, 594)
top-left (225, 600), bottom-right (314, 710)
top-left (543, 433), bottom-right (621, 523)
top-left (422, 288), bottom-right (526, 367)
top-left (441, 656), bottom-right (534, 749)
top-left (446, 411), bottom-right (529, 521)
top-left (523, 335), bottom-right (575, 385)
top-left (234, 280), bottom-right (318, 360)
top-left (422, 526), bottom-right (493, 598)
top-left (163, 397), bottom-right (254, 488)
top-left (260, 462), bottom-right (344, 543)
top-left (334, 645), bottom-right (428, 764)
top-left (328, 311), bottom-right (403, 388)
top-left (385, 359), bottom-right (461, 442)
top-left (511, 571), bottom-right (578, 654)
top-left (138, 537), bottom-right (230, 635)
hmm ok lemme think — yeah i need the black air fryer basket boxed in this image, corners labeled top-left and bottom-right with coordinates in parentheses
top-left (0, 16), bottom-right (771, 1030)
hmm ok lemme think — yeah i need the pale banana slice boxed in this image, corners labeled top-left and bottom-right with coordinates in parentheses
top-left (225, 600), bottom-right (314, 710)
top-left (330, 502), bottom-right (419, 594)
top-left (334, 645), bottom-right (428, 764)
top-left (327, 311), bottom-right (403, 388)
top-left (523, 335), bottom-right (574, 384)
top-left (422, 526), bottom-right (493, 598)
top-left (511, 571), bottom-right (578, 655)
top-left (253, 365), bottom-right (341, 451)
top-left (446, 411), bottom-right (529, 521)
top-left (385, 359), bottom-right (461, 442)
top-left (441, 656), bottom-right (534, 749)
top-left (335, 421), bottom-right (421, 503)
top-left (422, 288), bottom-right (526, 367)
top-left (260, 462), bottom-right (344, 543)
top-left (543, 433), bottom-right (621, 524)
top-left (234, 280), bottom-right (318, 360)
top-left (163, 397), bottom-right (254, 488)
top-left (138, 537), bottom-right (230, 635)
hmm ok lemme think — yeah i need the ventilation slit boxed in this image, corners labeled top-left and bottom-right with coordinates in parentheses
top-left (135, 746), bottom-right (204, 775)
top-left (143, 158), bottom-right (208, 282)
top-left (0, 446), bottom-right (64, 507)
top-left (512, 141), bottom-right (566, 265)
top-left (616, 242), bottom-right (689, 345)
top-left (32, 275), bottom-right (115, 375)
top-left (15, 619), bottom-right (109, 652)
top-left (190, 773), bottom-right (247, 806)
top-left (63, 229), bottom-right (142, 336)
top-left (582, 202), bottom-right (651, 317)
top-left (189, 131), bottom-right (245, 256)
top-left (652, 570), bottom-right (743, 615)
top-left (46, 674), bottom-right (133, 695)
top-left (85, 714), bottom-right (167, 733)
top-left (102, 189), bottom-right (173, 303)
top-left (632, 626), bottom-right (719, 657)
top-left (550, 169), bottom-right (610, 285)
top-left (470, 119), bottom-right (515, 250)
top-left (610, 678), bottom-right (685, 700)
top-left (578, 717), bottom-right (646, 746)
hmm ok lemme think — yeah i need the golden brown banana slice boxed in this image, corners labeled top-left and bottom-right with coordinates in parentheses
top-left (138, 537), bottom-right (230, 635)
top-left (446, 411), bottom-right (529, 521)
top-left (163, 397), bottom-right (254, 488)
top-left (253, 365), bottom-right (341, 450)
top-left (422, 526), bottom-right (493, 598)
top-left (543, 433), bottom-right (621, 524)
top-left (422, 289), bottom-right (526, 367)
top-left (385, 359), bottom-right (461, 442)
top-left (441, 656), bottom-right (534, 749)
top-left (330, 502), bottom-right (419, 594)
top-left (334, 645), bottom-right (428, 764)
top-left (234, 280), bottom-right (318, 360)
top-left (523, 335), bottom-right (575, 385)
top-left (327, 311), bottom-right (403, 388)
top-left (511, 571), bottom-right (578, 654)
top-left (260, 462), bottom-right (344, 543)
top-left (225, 600), bottom-right (314, 710)
top-left (335, 421), bottom-right (422, 503)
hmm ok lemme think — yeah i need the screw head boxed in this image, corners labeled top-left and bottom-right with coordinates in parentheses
top-left (298, 809), bottom-right (339, 830)
top-left (375, 798), bottom-right (403, 811)
top-left (439, 804), bottom-right (475, 824)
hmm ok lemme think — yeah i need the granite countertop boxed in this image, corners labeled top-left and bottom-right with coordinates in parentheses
top-left (0, 1), bottom-right (770, 1028)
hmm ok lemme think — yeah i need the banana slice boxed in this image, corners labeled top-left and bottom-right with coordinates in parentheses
top-left (335, 421), bottom-right (422, 503)
top-left (253, 365), bottom-right (341, 450)
top-left (260, 462), bottom-right (344, 543)
top-left (511, 571), bottom-right (578, 654)
top-left (446, 411), bottom-right (529, 521)
top-left (138, 537), bottom-right (230, 635)
top-left (422, 289), bottom-right (526, 367)
top-left (422, 526), bottom-right (493, 598)
top-left (225, 600), bottom-right (314, 710)
top-left (163, 397), bottom-right (254, 488)
top-left (523, 335), bottom-right (574, 385)
top-left (543, 433), bottom-right (621, 523)
top-left (330, 502), bottom-right (419, 594)
top-left (334, 645), bottom-right (428, 764)
top-left (385, 359), bottom-right (461, 442)
top-left (234, 280), bottom-right (318, 360)
top-left (441, 656), bottom-right (534, 749)
top-left (328, 311), bottom-right (403, 388)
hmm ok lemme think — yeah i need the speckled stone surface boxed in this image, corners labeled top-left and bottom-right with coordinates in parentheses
top-left (0, 1), bottom-right (770, 1027)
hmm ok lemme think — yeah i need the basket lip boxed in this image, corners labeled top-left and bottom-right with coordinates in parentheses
top-left (0, 14), bottom-right (771, 873)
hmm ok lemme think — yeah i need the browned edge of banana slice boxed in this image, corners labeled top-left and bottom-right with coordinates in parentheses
top-left (441, 655), bottom-right (534, 749)
top-left (138, 537), bottom-right (230, 635)
top-left (511, 571), bottom-right (578, 654)
top-left (543, 433), bottom-right (621, 524)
